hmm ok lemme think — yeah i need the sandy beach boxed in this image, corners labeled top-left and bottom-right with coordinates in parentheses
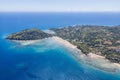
top-left (51, 37), bottom-right (120, 73)
top-left (51, 37), bottom-right (77, 49)
top-left (11, 36), bottom-right (120, 73)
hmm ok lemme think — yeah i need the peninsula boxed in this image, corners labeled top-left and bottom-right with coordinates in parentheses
top-left (6, 28), bottom-right (52, 40)
top-left (6, 25), bottom-right (120, 65)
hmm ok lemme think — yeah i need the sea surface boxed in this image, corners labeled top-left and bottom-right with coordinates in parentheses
top-left (0, 12), bottom-right (120, 80)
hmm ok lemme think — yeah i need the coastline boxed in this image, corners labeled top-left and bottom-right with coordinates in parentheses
top-left (51, 37), bottom-right (120, 73)
top-left (10, 38), bottom-right (50, 46)
top-left (10, 36), bottom-right (120, 73)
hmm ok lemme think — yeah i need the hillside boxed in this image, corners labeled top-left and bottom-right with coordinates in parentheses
top-left (6, 28), bottom-right (53, 40)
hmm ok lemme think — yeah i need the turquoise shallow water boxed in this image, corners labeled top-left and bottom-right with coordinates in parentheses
top-left (0, 12), bottom-right (120, 80)
top-left (0, 38), bottom-right (120, 80)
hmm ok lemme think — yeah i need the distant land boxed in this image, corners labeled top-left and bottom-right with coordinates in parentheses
top-left (6, 25), bottom-right (120, 64)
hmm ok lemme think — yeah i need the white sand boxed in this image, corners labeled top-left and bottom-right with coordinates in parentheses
top-left (51, 37), bottom-right (77, 49)
top-left (43, 30), bottom-right (56, 34)
top-left (11, 36), bottom-right (120, 73)
top-left (50, 37), bottom-right (120, 73)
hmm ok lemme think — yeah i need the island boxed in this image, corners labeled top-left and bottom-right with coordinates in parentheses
top-left (6, 25), bottom-right (120, 64)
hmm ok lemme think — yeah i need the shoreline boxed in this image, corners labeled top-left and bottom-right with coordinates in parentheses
top-left (9, 37), bottom-right (50, 46)
top-left (10, 36), bottom-right (120, 73)
top-left (51, 37), bottom-right (120, 73)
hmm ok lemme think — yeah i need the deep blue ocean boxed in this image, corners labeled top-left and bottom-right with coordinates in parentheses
top-left (0, 12), bottom-right (120, 80)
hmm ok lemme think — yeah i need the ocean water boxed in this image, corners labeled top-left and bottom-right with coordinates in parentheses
top-left (0, 12), bottom-right (120, 80)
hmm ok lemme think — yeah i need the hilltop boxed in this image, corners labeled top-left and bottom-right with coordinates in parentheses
top-left (6, 28), bottom-right (53, 40)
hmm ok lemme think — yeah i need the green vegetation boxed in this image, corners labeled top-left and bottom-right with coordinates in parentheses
top-left (51, 25), bottom-right (120, 63)
top-left (6, 25), bottom-right (120, 64)
top-left (77, 43), bottom-right (91, 55)
top-left (6, 28), bottom-right (53, 40)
